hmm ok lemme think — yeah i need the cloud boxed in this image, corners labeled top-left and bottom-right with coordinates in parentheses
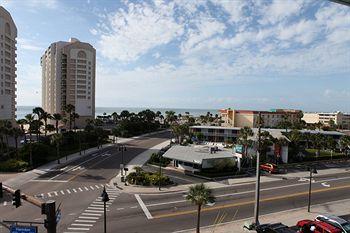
top-left (259, 0), bottom-right (305, 25)
top-left (97, 1), bottom-right (184, 62)
top-left (17, 38), bottom-right (43, 51)
top-left (0, 0), bottom-right (58, 9)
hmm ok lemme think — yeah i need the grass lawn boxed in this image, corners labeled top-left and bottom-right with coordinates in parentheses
top-left (305, 148), bottom-right (344, 158)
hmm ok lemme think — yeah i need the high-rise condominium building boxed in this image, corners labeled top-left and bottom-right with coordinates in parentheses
top-left (303, 112), bottom-right (350, 129)
top-left (0, 7), bottom-right (17, 122)
top-left (41, 38), bottom-right (96, 128)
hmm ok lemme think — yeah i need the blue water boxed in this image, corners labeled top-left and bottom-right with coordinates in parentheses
top-left (16, 106), bottom-right (219, 120)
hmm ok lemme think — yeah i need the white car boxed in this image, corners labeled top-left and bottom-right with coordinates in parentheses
top-left (316, 214), bottom-right (350, 233)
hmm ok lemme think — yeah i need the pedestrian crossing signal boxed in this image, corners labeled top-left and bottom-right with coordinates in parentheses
top-left (12, 189), bottom-right (21, 208)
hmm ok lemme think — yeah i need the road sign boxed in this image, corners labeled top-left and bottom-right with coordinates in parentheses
top-left (10, 225), bottom-right (37, 233)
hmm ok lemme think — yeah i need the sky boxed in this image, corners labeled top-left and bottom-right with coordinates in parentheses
top-left (0, 0), bottom-right (350, 112)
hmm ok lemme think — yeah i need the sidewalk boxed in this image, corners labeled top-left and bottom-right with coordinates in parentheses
top-left (175, 198), bottom-right (350, 233)
top-left (110, 139), bottom-right (171, 189)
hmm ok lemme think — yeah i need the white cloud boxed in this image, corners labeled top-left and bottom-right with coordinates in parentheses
top-left (0, 0), bottom-right (58, 9)
top-left (259, 0), bottom-right (304, 25)
top-left (17, 38), bottom-right (43, 51)
top-left (212, 0), bottom-right (248, 24)
top-left (277, 20), bottom-right (319, 45)
top-left (98, 1), bottom-right (184, 62)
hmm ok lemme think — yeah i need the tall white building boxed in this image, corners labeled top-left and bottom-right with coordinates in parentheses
top-left (41, 38), bottom-right (96, 127)
top-left (0, 7), bottom-right (17, 122)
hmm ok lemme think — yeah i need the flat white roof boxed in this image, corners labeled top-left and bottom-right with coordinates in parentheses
top-left (163, 145), bottom-right (234, 164)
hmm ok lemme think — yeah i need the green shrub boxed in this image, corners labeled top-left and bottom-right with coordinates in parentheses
top-left (148, 153), bottom-right (171, 167)
top-left (126, 168), bottom-right (173, 186)
top-left (0, 159), bottom-right (28, 172)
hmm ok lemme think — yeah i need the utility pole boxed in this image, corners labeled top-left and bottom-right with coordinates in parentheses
top-left (253, 112), bottom-right (262, 227)
top-left (159, 154), bottom-right (162, 191)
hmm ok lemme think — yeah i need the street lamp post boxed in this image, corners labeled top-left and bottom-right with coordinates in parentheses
top-left (159, 154), bottom-right (162, 191)
top-left (253, 112), bottom-right (262, 227)
top-left (101, 187), bottom-right (110, 233)
top-left (118, 145), bottom-right (127, 178)
top-left (307, 167), bottom-right (318, 212)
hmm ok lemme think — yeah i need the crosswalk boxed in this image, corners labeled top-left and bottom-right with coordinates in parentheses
top-left (63, 185), bottom-right (119, 233)
top-left (34, 184), bottom-right (106, 199)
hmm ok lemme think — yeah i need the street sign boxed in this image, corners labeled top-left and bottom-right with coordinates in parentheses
top-left (10, 225), bottom-right (37, 233)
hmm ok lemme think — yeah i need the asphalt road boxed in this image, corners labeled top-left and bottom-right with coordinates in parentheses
top-left (0, 131), bottom-right (171, 233)
top-left (1, 133), bottom-right (350, 233)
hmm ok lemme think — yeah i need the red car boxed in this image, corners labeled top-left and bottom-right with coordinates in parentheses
top-left (260, 163), bottom-right (278, 173)
top-left (297, 219), bottom-right (342, 233)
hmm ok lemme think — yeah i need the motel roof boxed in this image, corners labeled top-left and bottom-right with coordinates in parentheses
top-left (163, 145), bottom-right (234, 164)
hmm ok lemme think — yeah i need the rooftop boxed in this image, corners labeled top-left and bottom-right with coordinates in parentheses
top-left (163, 145), bottom-right (234, 164)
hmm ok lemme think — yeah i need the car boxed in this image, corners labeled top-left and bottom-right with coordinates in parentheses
top-left (20, 138), bottom-right (31, 144)
top-left (297, 219), bottom-right (342, 233)
top-left (260, 163), bottom-right (278, 173)
top-left (256, 222), bottom-right (297, 233)
top-left (315, 215), bottom-right (350, 233)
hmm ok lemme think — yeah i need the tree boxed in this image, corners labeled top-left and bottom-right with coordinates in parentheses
top-left (259, 131), bottom-right (274, 162)
top-left (64, 104), bottom-right (75, 130)
top-left (311, 133), bottom-right (325, 157)
top-left (277, 114), bottom-right (292, 132)
top-left (24, 114), bottom-right (35, 167)
top-left (16, 119), bottom-right (27, 140)
top-left (165, 110), bottom-right (177, 125)
top-left (41, 111), bottom-right (51, 136)
top-left (52, 113), bottom-right (62, 133)
top-left (186, 184), bottom-right (215, 233)
top-left (32, 107), bottom-right (44, 120)
top-left (237, 126), bottom-right (254, 157)
top-left (51, 133), bottom-right (63, 164)
top-left (339, 136), bottom-right (350, 157)
top-left (72, 112), bottom-right (80, 130)
top-left (12, 127), bottom-right (24, 160)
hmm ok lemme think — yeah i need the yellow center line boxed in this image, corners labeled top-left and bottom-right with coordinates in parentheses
top-left (153, 183), bottom-right (350, 219)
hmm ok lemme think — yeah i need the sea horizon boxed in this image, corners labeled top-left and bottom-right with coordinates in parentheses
top-left (16, 106), bottom-right (220, 120)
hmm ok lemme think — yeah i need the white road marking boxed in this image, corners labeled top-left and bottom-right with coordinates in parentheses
top-left (321, 182), bottom-right (331, 187)
top-left (79, 188), bottom-right (83, 192)
top-left (72, 166), bottom-right (83, 172)
top-left (48, 193), bottom-right (52, 197)
top-left (60, 190), bottom-right (65, 195)
top-left (30, 179), bottom-right (68, 183)
top-left (95, 185), bottom-right (100, 189)
top-left (73, 189), bottom-right (77, 193)
top-left (87, 207), bottom-right (104, 210)
top-left (75, 220), bottom-right (96, 223)
top-left (90, 186), bottom-right (94, 190)
top-left (84, 187), bottom-right (89, 191)
top-left (3, 201), bottom-right (7, 206)
top-left (135, 194), bottom-right (153, 220)
top-left (49, 154), bottom-right (101, 180)
top-left (71, 223), bottom-right (93, 227)
top-left (78, 216), bottom-right (99, 220)
top-left (85, 209), bottom-right (104, 213)
top-left (67, 227), bottom-right (90, 231)
top-left (117, 208), bottom-right (124, 210)
top-left (90, 204), bottom-right (104, 207)
top-left (130, 206), bottom-right (138, 209)
top-left (54, 191), bottom-right (58, 196)
top-left (67, 189), bottom-right (71, 194)
top-left (81, 213), bottom-right (101, 216)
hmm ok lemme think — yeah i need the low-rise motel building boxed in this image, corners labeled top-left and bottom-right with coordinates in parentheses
top-left (219, 108), bottom-right (302, 128)
top-left (303, 111), bottom-right (350, 130)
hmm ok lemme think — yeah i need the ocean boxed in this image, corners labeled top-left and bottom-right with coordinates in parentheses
top-left (16, 106), bottom-right (219, 120)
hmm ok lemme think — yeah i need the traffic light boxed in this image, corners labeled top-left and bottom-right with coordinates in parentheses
top-left (12, 189), bottom-right (21, 208)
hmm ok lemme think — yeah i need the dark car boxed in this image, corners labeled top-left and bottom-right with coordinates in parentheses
top-left (256, 223), bottom-right (297, 233)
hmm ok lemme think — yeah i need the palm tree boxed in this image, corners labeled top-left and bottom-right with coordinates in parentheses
top-left (186, 184), bottom-right (215, 233)
top-left (12, 127), bottom-right (24, 160)
top-left (41, 111), bottom-right (52, 136)
top-left (51, 133), bottom-right (63, 164)
top-left (72, 112), bottom-right (80, 130)
top-left (52, 113), bottom-right (62, 133)
top-left (165, 110), bottom-right (177, 125)
top-left (3, 120), bottom-right (12, 154)
top-left (17, 119), bottom-right (27, 140)
top-left (24, 114), bottom-right (35, 167)
top-left (237, 126), bottom-right (254, 157)
top-left (64, 104), bottom-right (75, 130)
top-left (32, 107), bottom-right (44, 120)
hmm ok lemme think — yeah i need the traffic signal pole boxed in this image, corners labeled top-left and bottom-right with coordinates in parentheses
top-left (2, 184), bottom-right (57, 233)
top-left (253, 112), bottom-right (262, 227)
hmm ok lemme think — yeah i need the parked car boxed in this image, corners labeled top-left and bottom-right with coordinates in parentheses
top-left (260, 163), bottom-right (279, 173)
top-left (315, 215), bottom-right (350, 233)
top-left (20, 138), bottom-right (32, 144)
top-left (256, 223), bottom-right (297, 233)
top-left (297, 219), bottom-right (342, 233)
